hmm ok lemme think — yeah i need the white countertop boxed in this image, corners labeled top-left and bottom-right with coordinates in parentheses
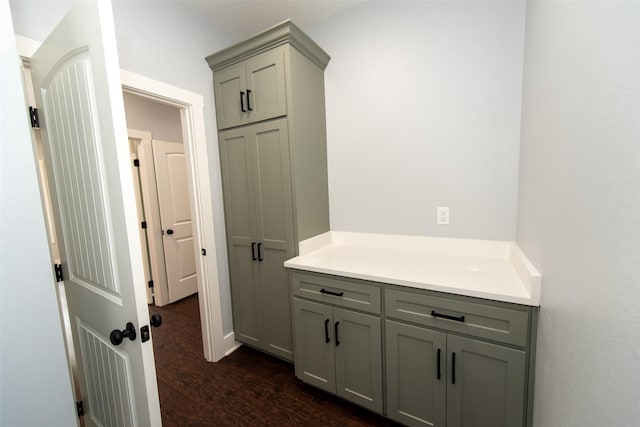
top-left (284, 231), bottom-right (541, 306)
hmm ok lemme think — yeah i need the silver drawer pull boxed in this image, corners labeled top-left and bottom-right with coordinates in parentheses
top-left (431, 310), bottom-right (465, 323)
top-left (320, 288), bottom-right (344, 297)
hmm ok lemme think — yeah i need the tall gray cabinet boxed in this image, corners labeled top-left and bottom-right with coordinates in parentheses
top-left (207, 21), bottom-right (331, 361)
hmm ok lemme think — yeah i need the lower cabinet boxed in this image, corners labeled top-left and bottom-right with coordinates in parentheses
top-left (386, 320), bottom-right (526, 427)
top-left (290, 271), bottom-right (537, 427)
top-left (292, 297), bottom-right (383, 414)
top-left (385, 320), bottom-right (446, 426)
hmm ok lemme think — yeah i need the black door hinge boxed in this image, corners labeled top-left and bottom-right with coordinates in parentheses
top-left (133, 159), bottom-right (140, 167)
top-left (54, 263), bottom-right (63, 282)
top-left (76, 400), bottom-right (84, 418)
top-left (201, 248), bottom-right (207, 256)
top-left (29, 106), bottom-right (39, 128)
top-left (141, 221), bottom-right (147, 229)
top-left (148, 280), bottom-right (154, 288)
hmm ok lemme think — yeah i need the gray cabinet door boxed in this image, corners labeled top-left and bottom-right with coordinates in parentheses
top-left (386, 320), bottom-right (447, 427)
top-left (251, 118), bottom-right (294, 360)
top-left (292, 298), bottom-right (335, 393)
top-left (214, 47), bottom-right (287, 130)
top-left (218, 127), bottom-right (261, 346)
top-left (213, 63), bottom-right (249, 130)
top-left (446, 335), bottom-right (526, 427)
top-left (245, 46), bottom-right (287, 124)
top-left (334, 308), bottom-right (383, 414)
top-left (219, 119), bottom-right (295, 360)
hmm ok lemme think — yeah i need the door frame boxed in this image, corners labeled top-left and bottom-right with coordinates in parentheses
top-left (120, 70), bottom-right (232, 362)
top-left (128, 129), bottom-right (156, 305)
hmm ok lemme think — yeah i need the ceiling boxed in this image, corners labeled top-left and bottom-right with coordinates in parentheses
top-left (8, 0), bottom-right (366, 44)
top-left (180, 0), bottom-right (366, 41)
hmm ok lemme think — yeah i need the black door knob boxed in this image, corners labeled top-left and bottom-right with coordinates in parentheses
top-left (110, 322), bottom-right (137, 346)
top-left (150, 314), bottom-right (163, 328)
top-left (166, 229), bottom-right (174, 235)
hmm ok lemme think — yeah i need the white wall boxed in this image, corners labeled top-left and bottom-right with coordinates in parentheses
top-left (123, 92), bottom-right (183, 143)
top-left (0, 0), bottom-right (77, 424)
top-left (517, 2), bottom-right (640, 426)
top-left (308, 1), bottom-right (526, 240)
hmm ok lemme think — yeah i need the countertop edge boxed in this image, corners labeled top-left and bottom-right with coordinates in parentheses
top-left (288, 231), bottom-right (543, 307)
top-left (284, 260), bottom-right (541, 307)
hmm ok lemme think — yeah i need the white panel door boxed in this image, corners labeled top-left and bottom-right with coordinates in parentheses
top-left (152, 139), bottom-right (198, 303)
top-left (30, 2), bottom-right (161, 426)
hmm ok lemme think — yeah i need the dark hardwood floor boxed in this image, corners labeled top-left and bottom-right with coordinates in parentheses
top-left (149, 295), bottom-right (398, 427)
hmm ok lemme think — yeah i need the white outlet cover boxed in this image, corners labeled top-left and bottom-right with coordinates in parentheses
top-left (437, 207), bottom-right (450, 225)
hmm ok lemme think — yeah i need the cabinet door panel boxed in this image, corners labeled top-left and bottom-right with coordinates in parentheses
top-left (213, 63), bottom-right (249, 129)
top-left (251, 118), bottom-right (294, 360)
top-left (386, 320), bottom-right (446, 427)
top-left (218, 128), bottom-right (256, 244)
top-left (261, 247), bottom-right (293, 360)
top-left (245, 47), bottom-right (287, 123)
top-left (219, 128), bottom-right (261, 346)
top-left (292, 298), bottom-right (335, 393)
top-left (334, 308), bottom-right (383, 414)
top-left (251, 118), bottom-right (293, 252)
top-left (229, 245), bottom-right (260, 345)
top-left (447, 335), bottom-right (526, 427)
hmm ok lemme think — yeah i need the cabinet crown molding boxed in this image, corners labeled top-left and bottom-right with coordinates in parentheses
top-left (206, 19), bottom-right (331, 71)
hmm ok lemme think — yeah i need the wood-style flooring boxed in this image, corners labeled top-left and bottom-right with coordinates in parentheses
top-left (149, 295), bottom-right (398, 426)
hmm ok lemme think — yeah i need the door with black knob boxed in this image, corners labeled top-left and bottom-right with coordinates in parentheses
top-left (30, 2), bottom-right (161, 424)
top-left (153, 139), bottom-right (198, 304)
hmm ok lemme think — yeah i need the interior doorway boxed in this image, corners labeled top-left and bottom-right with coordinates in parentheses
top-left (124, 93), bottom-right (199, 307)
top-left (121, 70), bottom-right (234, 362)
top-left (121, 70), bottom-right (238, 362)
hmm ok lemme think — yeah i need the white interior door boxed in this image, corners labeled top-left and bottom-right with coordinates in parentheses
top-left (30, 2), bottom-right (161, 426)
top-left (153, 139), bottom-right (198, 302)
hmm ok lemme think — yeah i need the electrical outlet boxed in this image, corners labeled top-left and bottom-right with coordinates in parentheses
top-left (437, 207), bottom-right (449, 225)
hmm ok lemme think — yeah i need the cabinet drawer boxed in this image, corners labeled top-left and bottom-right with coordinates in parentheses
top-left (385, 288), bottom-right (529, 347)
top-left (292, 272), bottom-right (381, 315)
